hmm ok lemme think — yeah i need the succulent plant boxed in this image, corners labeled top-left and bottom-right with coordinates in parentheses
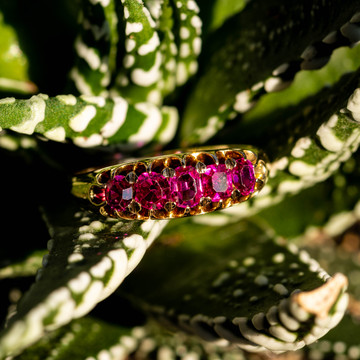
top-left (1, 0), bottom-right (360, 359)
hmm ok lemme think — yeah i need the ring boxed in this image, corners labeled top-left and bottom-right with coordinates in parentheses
top-left (71, 146), bottom-right (268, 220)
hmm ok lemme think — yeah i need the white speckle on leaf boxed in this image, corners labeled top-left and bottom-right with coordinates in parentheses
top-left (90, 256), bottom-right (112, 278)
top-left (73, 280), bottom-right (104, 318)
top-left (347, 88), bottom-right (360, 121)
top-left (75, 37), bottom-right (101, 70)
top-left (131, 52), bottom-right (161, 86)
top-left (316, 115), bottom-right (344, 151)
top-left (125, 38), bottom-right (136, 52)
top-left (289, 161), bottom-right (316, 177)
top-left (0, 97), bottom-right (15, 104)
top-left (125, 22), bottom-right (143, 35)
top-left (101, 96), bottom-right (128, 138)
top-left (69, 105), bottom-right (97, 132)
top-left (233, 90), bottom-right (254, 113)
top-left (44, 127), bottom-right (66, 142)
top-left (291, 137), bottom-right (312, 158)
top-left (80, 95), bottom-right (106, 107)
top-left (56, 94), bottom-right (77, 106)
top-left (73, 134), bottom-right (104, 147)
top-left (138, 32), bottom-right (160, 56)
top-left (128, 102), bottom-right (162, 144)
top-left (68, 272), bottom-right (92, 293)
top-left (10, 95), bottom-right (46, 135)
top-left (273, 283), bottom-right (289, 296)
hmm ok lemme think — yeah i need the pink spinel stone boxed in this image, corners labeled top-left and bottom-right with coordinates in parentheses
top-left (202, 164), bottom-right (232, 201)
top-left (134, 172), bottom-right (171, 210)
top-left (232, 158), bottom-right (256, 195)
top-left (105, 175), bottom-right (133, 211)
top-left (172, 166), bottom-right (202, 208)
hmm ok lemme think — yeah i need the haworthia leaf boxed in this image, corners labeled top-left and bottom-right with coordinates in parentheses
top-left (0, 11), bottom-right (37, 94)
top-left (144, 0), bottom-right (179, 97)
top-left (122, 219), bottom-right (348, 352)
top-left (15, 316), bottom-right (250, 360)
top-left (70, 0), bottom-right (119, 96)
top-left (0, 194), bottom-right (167, 358)
top-left (113, 0), bottom-right (163, 104)
top-left (180, 0), bottom-right (360, 145)
top-left (0, 250), bottom-right (46, 279)
top-left (0, 94), bottom-right (178, 148)
top-left (170, 0), bottom-right (202, 86)
top-left (199, 73), bottom-right (360, 224)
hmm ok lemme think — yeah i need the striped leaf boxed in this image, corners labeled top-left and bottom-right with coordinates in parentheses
top-left (121, 219), bottom-right (348, 353)
top-left (70, 0), bottom-right (119, 96)
top-left (0, 94), bottom-right (178, 148)
top-left (180, 0), bottom-right (360, 145)
top-left (0, 194), bottom-right (167, 358)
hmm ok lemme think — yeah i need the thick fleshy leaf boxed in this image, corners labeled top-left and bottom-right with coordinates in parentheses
top-left (0, 192), bottom-right (167, 358)
top-left (0, 11), bottom-right (37, 94)
top-left (70, 0), bottom-right (119, 96)
top-left (122, 219), bottom-right (348, 353)
top-left (113, 0), bottom-right (163, 104)
top-left (0, 94), bottom-right (178, 148)
top-left (197, 71), bottom-right (360, 223)
top-left (180, 0), bottom-right (360, 144)
top-left (14, 316), bottom-right (251, 360)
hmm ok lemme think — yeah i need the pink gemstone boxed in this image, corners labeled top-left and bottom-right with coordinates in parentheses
top-left (134, 172), bottom-right (171, 210)
top-left (232, 158), bottom-right (256, 195)
top-left (105, 175), bottom-right (133, 211)
top-left (172, 166), bottom-right (202, 208)
top-left (202, 164), bottom-right (232, 201)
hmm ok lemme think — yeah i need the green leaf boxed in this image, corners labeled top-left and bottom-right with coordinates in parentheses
top-left (0, 193), bottom-right (167, 358)
top-left (0, 94), bottom-right (178, 148)
top-left (122, 219), bottom-right (348, 352)
top-left (70, 0), bottom-right (119, 96)
top-left (112, 0), bottom-right (163, 103)
top-left (180, 0), bottom-right (360, 145)
top-left (0, 11), bottom-right (37, 94)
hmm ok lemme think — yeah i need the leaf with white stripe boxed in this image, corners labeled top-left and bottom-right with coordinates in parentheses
top-left (0, 94), bottom-right (178, 148)
top-left (0, 193), bottom-right (167, 358)
top-left (122, 219), bottom-right (348, 353)
top-left (70, 0), bottom-right (119, 96)
top-left (113, 0), bottom-right (162, 104)
top-left (180, 0), bottom-right (360, 145)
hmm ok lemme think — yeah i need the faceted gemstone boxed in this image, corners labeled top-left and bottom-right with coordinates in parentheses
top-left (171, 166), bottom-right (202, 208)
top-left (232, 158), bottom-right (256, 195)
top-left (105, 175), bottom-right (133, 211)
top-left (134, 172), bottom-right (171, 210)
top-left (201, 164), bottom-right (232, 201)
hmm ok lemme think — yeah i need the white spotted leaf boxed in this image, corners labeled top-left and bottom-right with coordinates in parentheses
top-left (180, 0), bottom-right (360, 145)
top-left (121, 219), bottom-right (348, 353)
top-left (0, 94), bottom-right (178, 148)
top-left (0, 193), bottom-right (167, 358)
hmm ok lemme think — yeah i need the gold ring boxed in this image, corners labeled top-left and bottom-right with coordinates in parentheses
top-left (71, 146), bottom-right (268, 220)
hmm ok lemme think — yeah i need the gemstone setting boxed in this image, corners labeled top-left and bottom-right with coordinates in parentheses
top-left (171, 166), bottom-right (202, 208)
top-left (105, 175), bottom-right (133, 212)
top-left (232, 158), bottom-right (256, 195)
top-left (134, 172), bottom-right (171, 210)
top-left (97, 148), bottom-right (264, 220)
top-left (201, 164), bottom-right (232, 202)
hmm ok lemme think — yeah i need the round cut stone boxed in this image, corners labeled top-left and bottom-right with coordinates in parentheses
top-left (201, 164), bottom-right (232, 201)
top-left (171, 166), bottom-right (202, 208)
top-left (105, 175), bottom-right (133, 211)
top-left (232, 158), bottom-right (256, 195)
top-left (134, 172), bottom-right (171, 210)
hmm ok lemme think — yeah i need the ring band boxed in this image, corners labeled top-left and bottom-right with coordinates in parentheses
top-left (71, 146), bottom-right (268, 220)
